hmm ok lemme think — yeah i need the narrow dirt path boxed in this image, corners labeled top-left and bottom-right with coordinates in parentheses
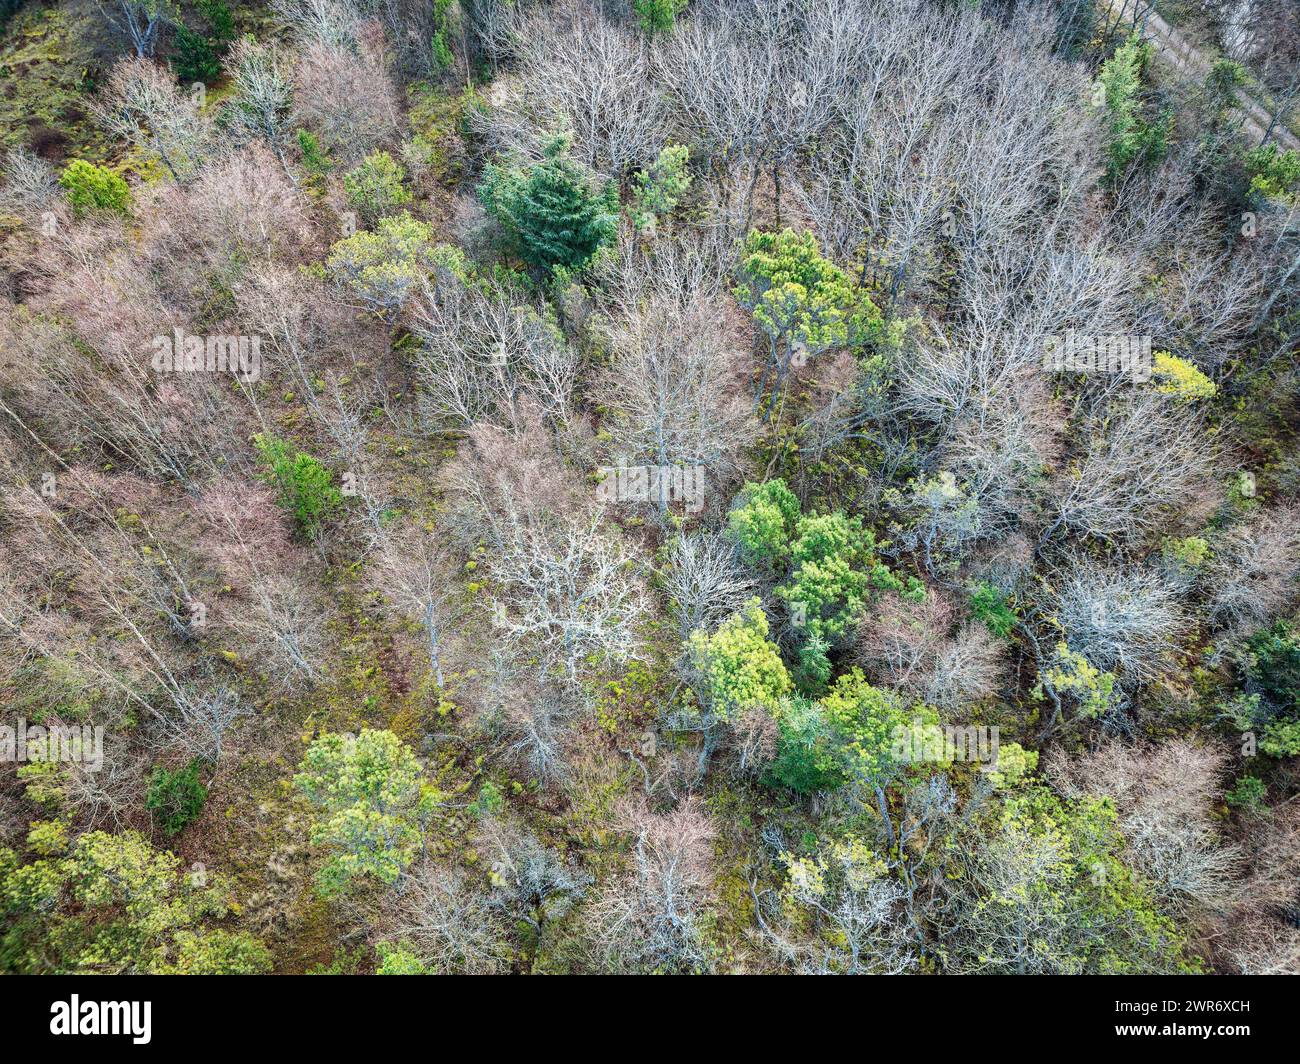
top-left (1098, 0), bottom-right (1300, 152)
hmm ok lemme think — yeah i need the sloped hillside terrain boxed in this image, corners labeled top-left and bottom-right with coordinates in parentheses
top-left (1, 0), bottom-right (1298, 975)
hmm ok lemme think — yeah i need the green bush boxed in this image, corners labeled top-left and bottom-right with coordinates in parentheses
top-left (1225, 774), bottom-right (1267, 810)
top-left (633, 144), bottom-right (691, 231)
top-left (294, 729), bottom-right (438, 894)
top-left (1097, 35), bottom-right (1170, 183)
top-left (1247, 620), bottom-right (1300, 710)
top-left (727, 479), bottom-right (801, 569)
top-left (1261, 717), bottom-right (1300, 758)
top-left (969, 581), bottom-right (1016, 638)
top-left (766, 697), bottom-right (841, 793)
top-left (145, 759), bottom-right (208, 836)
top-left (298, 129), bottom-right (331, 178)
top-left (1244, 143), bottom-right (1300, 203)
top-left (376, 941), bottom-right (430, 974)
top-left (174, 24), bottom-right (222, 83)
top-left (172, 2), bottom-right (234, 84)
top-left (469, 781), bottom-right (504, 817)
top-left (633, 0), bottom-right (688, 34)
top-left (343, 150), bottom-right (411, 224)
top-left (687, 598), bottom-right (792, 720)
top-left (58, 160), bottom-right (130, 216)
top-left (325, 210), bottom-right (435, 320)
top-left (202, 0), bottom-right (235, 41)
top-left (727, 477), bottom-right (921, 693)
top-left (254, 434), bottom-right (343, 536)
top-left (0, 830), bottom-right (270, 974)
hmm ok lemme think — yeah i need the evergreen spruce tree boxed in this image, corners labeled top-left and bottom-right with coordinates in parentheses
top-left (478, 135), bottom-right (618, 274)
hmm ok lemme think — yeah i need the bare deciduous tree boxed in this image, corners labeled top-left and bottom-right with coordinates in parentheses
top-left (584, 798), bottom-right (716, 974)
top-left (859, 591), bottom-right (1003, 712)
top-left (659, 533), bottom-right (756, 643)
top-left (387, 859), bottom-right (512, 974)
top-left (1048, 740), bottom-right (1244, 917)
top-left (1206, 504), bottom-right (1300, 632)
top-left (225, 39), bottom-right (298, 175)
top-left (369, 523), bottom-right (467, 688)
top-left (93, 59), bottom-right (211, 182)
top-left (498, 1), bottom-right (667, 176)
top-left (409, 267), bottom-right (578, 436)
top-left (476, 817), bottom-right (590, 967)
top-left (1045, 397), bottom-right (1218, 546)
top-left (1049, 556), bottom-right (1185, 686)
top-left (594, 290), bottom-right (756, 510)
top-left (0, 147), bottom-right (60, 216)
top-left (291, 21), bottom-right (401, 161)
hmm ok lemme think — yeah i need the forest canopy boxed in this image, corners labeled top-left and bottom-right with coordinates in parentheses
top-left (0, 0), bottom-right (1299, 977)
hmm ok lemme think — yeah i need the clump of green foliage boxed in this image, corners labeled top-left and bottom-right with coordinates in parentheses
top-left (0, 831), bottom-right (270, 974)
top-left (25, 819), bottom-right (68, 856)
top-left (469, 780), bottom-right (505, 817)
top-left (326, 210), bottom-right (436, 321)
top-left (733, 229), bottom-right (893, 415)
top-left (766, 670), bottom-right (934, 795)
top-left (1162, 534), bottom-right (1211, 569)
top-left (968, 581), bottom-right (1016, 638)
top-left (633, 144), bottom-right (691, 231)
top-left (1243, 143), bottom-right (1300, 203)
top-left (765, 695), bottom-right (841, 793)
top-left (688, 598), bottom-right (792, 720)
top-left (478, 134), bottom-right (619, 273)
top-left (294, 729), bottom-right (441, 895)
top-left (376, 941), bottom-right (430, 973)
top-left (735, 228), bottom-right (885, 358)
top-left (1041, 643), bottom-right (1119, 720)
top-left (727, 478), bottom-right (801, 570)
top-left (343, 150), bottom-right (411, 225)
top-left (985, 742), bottom-right (1038, 790)
top-left (1098, 35), bottom-right (1170, 183)
top-left (1248, 620), bottom-right (1300, 709)
top-left (728, 478), bottom-right (922, 691)
top-left (1152, 351), bottom-right (1216, 401)
top-left (1225, 774), bottom-right (1267, 810)
top-left (145, 759), bottom-right (209, 837)
top-left (254, 434), bottom-right (343, 537)
top-left (58, 160), bottom-right (130, 216)
top-left (298, 128), bottom-right (332, 179)
top-left (173, 1), bottom-right (235, 84)
top-left (428, 0), bottom-right (455, 68)
top-left (633, 0), bottom-right (688, 35)
top-left (1226, 621), bottom-right (1300, 757)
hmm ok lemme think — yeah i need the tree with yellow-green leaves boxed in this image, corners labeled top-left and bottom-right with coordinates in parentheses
top-left (58, 160), bottom-right (131, 217)
top-left (343, 150), bottom-right (411, 226)
top-left (294, 728), bottom-right (442, 895)
top-left (727, 478), bottom-right (923, 692)
top-left (688, 597), bottom-right (791, 721)
top-left (0, 830), bottom-right (269, 974)
top-left (326, 211), bottom-right (436, 323)
top-left (1041, 643), bottom-right (1119, 722)
top-left (734, 229), bottom-right (886, 418)
top-left (1151, 351), bottom-right (1216, 401)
